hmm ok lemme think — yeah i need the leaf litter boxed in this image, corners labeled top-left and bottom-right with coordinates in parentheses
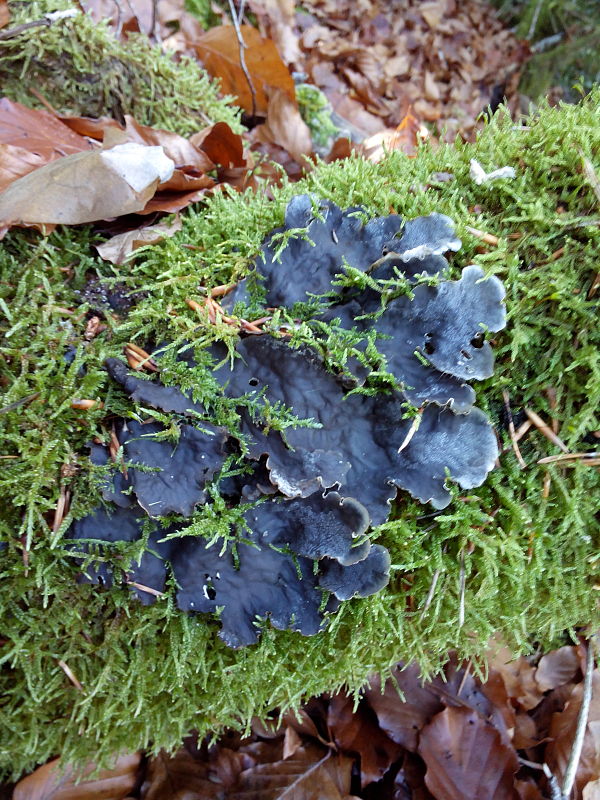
top-left (11, 639), bottom-right (600, 799)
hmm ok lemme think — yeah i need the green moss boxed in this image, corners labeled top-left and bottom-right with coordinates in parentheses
top-left (1, 93), bottom-right (600, 778)
top-left (0, 0), bottom-right (241, 134)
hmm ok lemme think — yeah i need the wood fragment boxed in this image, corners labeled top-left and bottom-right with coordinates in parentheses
top-left (502, 390), bottom-right (527, 468)
top-left (524, 408), bottom-right (569, 453)
top-left (57, 659), bottom-right (84, 692)
top-left (70, 399), bottom-right (103, 410)
top-left (465, 225), bottom-right (499, 246)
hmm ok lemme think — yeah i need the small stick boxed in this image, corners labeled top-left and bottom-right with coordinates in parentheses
top-left (458, 548), bottom-right (466, 629)
top-left (126, 580), bottom-right (165, 598)
top-left (588, 272), bottom-right (600, 299)
top-left (465, 226), bottom-right (499, 246)
top-left (456, 660), bottom-right (472, 697)
top-left (57, 659), bottom-right (84, 692)
top-left (543, 763), bottom-right (564, 800)
top-left (514, 419), bottom-right (532, 442)
top-left (542, 472), bottom-right (551, 498)
top-left (538, 452), bottom-right (600, 465)
top-left (562, 637), bottom-right (596, 798)
top-left (210, 283), bottom-right (235, 298)
top-left (227, 0), bottom-right (257, 118)
top-left (52, 487), bottom-right (71, 532)
top-left (546, 247), bottom-right (565, 263)
top-left (525, 408), bottom-right (569, 453)
top-left (419, 567), bottom-right (442, 620)
top-left (502, 391), bottom-right (526, 468)
top-left (546, 387), bottom-right (559, 434)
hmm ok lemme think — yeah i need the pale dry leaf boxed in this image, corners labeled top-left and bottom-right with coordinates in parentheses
top-left (282, 725), bottom-right (303, 760)
top-left (13, 752), bottom-right (141, 800)
top-left (0, 144), bottom-right (47, 192)
top-left (418, 706), bottom-right (519, 800)
top-left (96, 216), bottom-right (182, 264)
top-left (470, 159), bottom-right (516, 185)
top-left (419, 0), bottom-right (447, 28)
top-left (0, 143), bottom-right (174, 231)
top-left (584, 778), bottom-right (600, 800)
top-left (535, 646), bottom-right (580, 693)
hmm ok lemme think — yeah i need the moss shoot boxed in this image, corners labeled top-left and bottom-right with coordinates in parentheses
top-left (1, 90), bottom-right (599, 777)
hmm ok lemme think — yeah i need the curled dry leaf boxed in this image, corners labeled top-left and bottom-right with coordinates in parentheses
top-left (194, 24), bottom-right (296, 116)
top-left (0, 142), bottom-right (174, 236)
top-left (251, 87), bottom-right (312, 164)
top-left (96, 215), bottom-right (182, 264)
top-left (487, 641), bottom-right (544, 711)
top-left (418, 706), bottom-right (519, 800)
top-left (363, 663), bottom-right (444, 752)
top-left (13, 752), bottom-right (141, 800)
top-left (327, 693), bottom-right (403, 787)
top-left (535, 645), bottom-right (580, 692)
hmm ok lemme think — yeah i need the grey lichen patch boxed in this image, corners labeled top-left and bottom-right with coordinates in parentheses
top-left (0, 0), bottom-right (241, 135)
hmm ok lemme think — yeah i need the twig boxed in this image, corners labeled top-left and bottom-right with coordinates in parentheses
top-left (227, 0), bottom-right (257, 118)
top-left (543, 763), bottom-right (564, 800)
top-left (542, 472), bottom-right (551, 498)
top-left (525, 408), bottom-right (569, 453)
top-left (126, 580), bottom-right (165, 598)
top-left (514, 419), bottom-right (532, 442)
top-left (57, 659), bottom-right (84, 692)
top-left (527, 0), bottom-right (544, 40)
top-left (538, 452), bottom-right (600, 465)
top-left (502, 390), bottom-right (527, 469)
top-left (458, 548), bottom-right (466, 629)
top-left (456, 660), bottom-right (471, 697)
top-left (466, 226), bottom-right (499, 246)
top-left (419, 567), bottom-right (442, 620)
top-left (546, 387), bottom-right (559, 434)
top-left (562, 637), bottom-right (596, 798)
top-left (588, 272), bottom-right (600, 299)
top-left (530, 31), bottom-right (564, 53)
top-left (0, 8), bottom-right (77, 38)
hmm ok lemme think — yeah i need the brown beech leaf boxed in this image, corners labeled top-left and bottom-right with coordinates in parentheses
top-left (0, 143), bottom-right (174, 235)
top-left (96, 215), bottom-right (182, 264)
top-left (418, 707), bottom-right (519, 800)
top-left (194, 25), bottom-right (296, 116)
top-left (545, 670), bottom-right (600, 797)
top-left (363, 664), bottom-right (444, 752)
top-left (327, 693), bottom-right (403, 787)
top-left (0, 98), bottom-right (92, 158)
top-left (122, 116), bottom-right (215, 171)
top-left (515, 778), bottom-right (545, 800)
top-left (13, 752), bottom-right (141, 800)
top-left (251, 87), bottom-right (312, 164)
top-left (0, 144), bottom-right (48, 193)
top-left (228, 744), bottom-right (358, 800)
top-left (487, 642), bottom-right (544, 711)
top-left (141, 748), bottom-right (219, 800)
top-left (190, 121), bottom-right (246, 168)
top-left (535, 646), bottom-right (580, 692)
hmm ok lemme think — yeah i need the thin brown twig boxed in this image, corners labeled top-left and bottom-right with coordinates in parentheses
top-left (126, 580), bottom-right (165, 598)
top-left (525, 408), bottom-right (569, 453)
top-left (465, 226), bottom-right (499, 246)
top-left (546, 387), bottom-right (559, 434)
top-left (227, 0), bottom-right (257, 118)
top-left (562, 637), bottom-right (596, 798)
top-left (538, 451), bottom-right (600, 465)
top-left (514, 419), bottom-right (532, 442)
top-left (502, 390), bottom-right (527, 469)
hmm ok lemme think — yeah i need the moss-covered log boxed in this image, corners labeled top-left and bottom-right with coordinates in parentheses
top-left (0, 30), bottom-right (598, 778)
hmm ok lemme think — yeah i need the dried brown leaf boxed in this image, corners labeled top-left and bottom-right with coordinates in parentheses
top-left (194, 25), bottom-right (296, 116)
top-left (190, 121), bottom-right (246, 168)
top-left (247, 0), bottom-right (301, 65)
top-left (0, 144), bottom-right (47, 193)
top-left (0, 98), bottom-right (92, 158)
top-left (251, 87), bottom-right (312, 164)
top-left (545, 671), bottom-right (600, 798)
top-left (228, 744), bottom-right (356, 800)
top-left (96, 216), bottom-right (182, 264)
top-left (141, 749), bottom-right (218, 800)
top-left (327, 693), bottom-right (403, 786)
top-left (418, 707), bottom-right (519, 800)
top-left (535, 646), bottom-right (580, 692)
top-left (515, 779), bottom-right (545, 800)
top-left (122, 116), bottom-right (214, 171)
top-left (363, 664), bottom-right (444, 752)
top-left (0, 143), bottom-right (173, 233)
top-left (487, 643), bottom-right (544, 711)
top-left (13, 752), bottom-right (141, 800)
